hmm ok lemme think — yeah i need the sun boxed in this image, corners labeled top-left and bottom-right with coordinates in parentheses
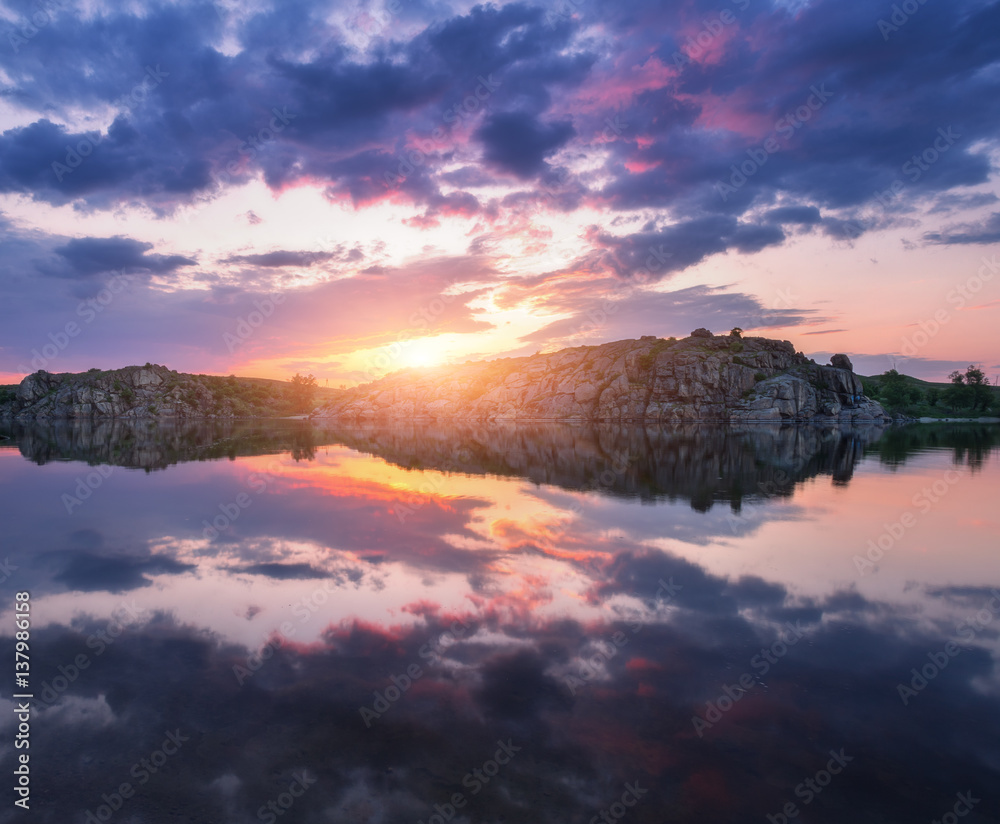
top-left (399, 338), bottom-right (446, 369)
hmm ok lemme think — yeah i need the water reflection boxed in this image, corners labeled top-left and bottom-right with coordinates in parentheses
top-left (3, 419), bottom-right (897, 505)
top-left (2, 418), bottom-right (320, 470)
top-left (0, 421), bottom-right (998, 823)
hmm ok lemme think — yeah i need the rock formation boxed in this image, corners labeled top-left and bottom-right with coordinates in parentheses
top-left (1, 334), bottom-right (887, 423)
top-left (313, 332), bottom-right (888, 423)
top-left (0, 365), bottom-right (313, 420)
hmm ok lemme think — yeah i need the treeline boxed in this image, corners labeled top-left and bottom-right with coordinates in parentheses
top-left (864, 365), bottom-right (998, 417)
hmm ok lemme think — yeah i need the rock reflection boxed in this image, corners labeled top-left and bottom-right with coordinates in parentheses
top-left (319, 421), bottom-right (890, 510)
top-left (1, 419), bottom-right (906, 508)
top-left (1, 418), bottom-right (318, 470)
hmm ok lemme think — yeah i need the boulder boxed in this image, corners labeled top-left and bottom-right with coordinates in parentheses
top-left (830, 353), bottom-right (853, 371)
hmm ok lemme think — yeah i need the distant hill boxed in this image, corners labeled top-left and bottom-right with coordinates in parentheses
top-left (861, 370), bottom-right (1000, 419)
top-left (0, 365), bottom-right (343, 420)
top-left (313, 330), bottom-right (889, 423)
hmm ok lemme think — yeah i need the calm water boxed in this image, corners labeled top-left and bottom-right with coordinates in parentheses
top-left (1, 421), bottom-right (999, 823)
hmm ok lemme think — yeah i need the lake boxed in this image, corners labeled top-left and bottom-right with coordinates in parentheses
top-left (2, 420), bottom-right (998, 823)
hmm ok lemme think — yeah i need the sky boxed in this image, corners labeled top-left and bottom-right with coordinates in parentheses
top-left (0, 0), bottom-right (998, 386)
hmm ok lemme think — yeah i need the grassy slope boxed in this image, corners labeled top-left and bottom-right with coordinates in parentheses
top-left (861, 372), bottom-right (1000, 418)
top-left (228, 376), bottom-right (345, 402)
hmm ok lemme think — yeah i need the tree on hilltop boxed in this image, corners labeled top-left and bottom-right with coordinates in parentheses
top-left (943, 367), bottom-right (983, 411)
top-left (288, 373), bottom-right (317, 412)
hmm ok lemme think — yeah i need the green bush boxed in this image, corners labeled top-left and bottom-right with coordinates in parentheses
top-left (879, 369), bottom-right (909, 409)
top-left (638, 339), bottom-right (672, 372)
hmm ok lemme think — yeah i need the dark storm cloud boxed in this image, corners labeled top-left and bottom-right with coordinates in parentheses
top-left (233, 562), bottom-right (329, 580)
top-left (927, 191), bottom-right (999, 214)
top-left (923, 211), bottom-right (1000, 245)
top-left (764, 205), bottom-right (822, 225)
top-left (47, 237), bottom-right (197, 279)
top-left (0, 0), bottom-right (994, 280)
top-left (475, 112), bottom-right (576, 179)
top-left (592, 219), bottom-right (786, 281)
top-left (222, 250), bottom-right (336, 268)
top-left (924, 584), bottom-right (1000, 606)
top-left (0, 115), bottom-right (215, 210)
top-left (474, 648), bottom-right (574, 720)
top-left (0, 0), bottom-right (594, 212)
top-left (591, 0), bottom-right (999, 246)
top-left (46, 550), bottom-right (195, 592)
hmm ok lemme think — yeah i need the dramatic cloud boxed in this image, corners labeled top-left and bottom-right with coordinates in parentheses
top-left (222, 250), bottom-right (337, 268)
top-left (476, 112), bottom-right (576, 178)
top-left (47, 237), bottom-right (197, 279)
top-left (591, 219), bottom-right (787, 282)
top-left (0, 0), bottom-right (996, 380)
top-left (923, 211), bottom-right (1000, 245)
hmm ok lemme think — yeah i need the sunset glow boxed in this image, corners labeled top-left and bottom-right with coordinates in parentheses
top-left (0, 0), bottom-right (997, 385)
top-left (3, 3), bottom-right (1000, 819)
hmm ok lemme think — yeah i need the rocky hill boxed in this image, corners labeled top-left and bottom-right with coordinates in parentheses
top-left (0, 365), bottom-right (335, 420)
top-left (313, 330), bottom-right (889, 423)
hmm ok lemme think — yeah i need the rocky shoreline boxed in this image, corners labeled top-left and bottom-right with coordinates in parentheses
top-left (313, 330), bottom-right (890, 424)
top-left (1, 332), bottom-right (891, 423)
